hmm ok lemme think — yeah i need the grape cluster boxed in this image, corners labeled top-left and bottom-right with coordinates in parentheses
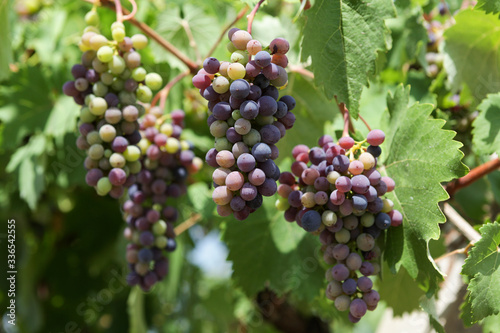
top-left (63, 9), bottom-right (162, 198)
top-left (193, 28), bottom-right (296, 220)
top-left (277, 129), bottom-right (402, 322)
top-left (122, 108), bottom-right (202, 291)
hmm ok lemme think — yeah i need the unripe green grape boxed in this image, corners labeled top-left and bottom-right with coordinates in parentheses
top-left (111, 21), bottom-right (125, 30)
top-left (112, 27), bottom-right (125, 42)
top-left (96, 177), bottom-right (112, 196)
top-left (84, 10), bottom-right (99, 26)
top-left (322, 210), bottom-right (337, 226)
top-left (88, 97), bottom-right (107, 116)
top-left (227, 42), bottom-right (237, 53)
top-left (152, 220), bottom-right (167, 235)
top-left (227, 117), bottom-right (235, 127)
top-left (360, 213), bottom-right (375, 227)
top-left (243, 129), bottom-right (261, 146)
top-left (210, 120), bottom-right (229, 138)
top-left (99, 124), bottom-right (116, 142)
top-left (231, 50), bottom-right (248, 65)
top-left (97, 45), bottom-right (114, 63)
top-left (92, 81), bottom-right (108, 97)
top-left (138, 138), bottom-right (150, 154)
top-left (131, 67), bottom-right (147, 82)
top-left (118, 91), bottom-right (136, 105)
top-left (88, 144), bottom-right (104, 160)
top-left (232, 110), bottom-right (242, 120)
top-left (327, 171), bottom-right (341, 184)
top-left (89, 34), bottom-right (108, 51)
top-left (136, 104), bottom-right (146, 117)
top-left (131, 34), bottom-right (148, 49)
top-left (145, 73), bottom-right (163, 91)
top-left (227, 62), bottom-right (246, 80)
top-left (123, 145), bottom-right (141, 161)
top-left (86, 131), bottom-right (101, 145)
top-left (214, 137), bottom-right (232, 151)
top-left (127, 160), bottom-right (142, 174)
top-left (165, 138), bottom-right (180, 154)
top-left (109, 55), bottom-right (126, 75)
top-left (110, 153), bottom-right (126, 168)
top-left (104, 149), bottom-right (112, 158)
top-left (100, 72), bottom-right (114, 85)
top-left (275, 197), bottom-right (290, 211)
top-left (80, 107), bottom-right (96, 123)
top-left (91, 57), bottom-right (108, 73)
top-left (155, 236), bottom-right (168, 249)
top-left (334, 228), bottom-right (350, 244)
top-left (84, 94), bottom-right (95, 106)
top-left (120, 68), bottom-right (131, 80)
top-left (381, 199), bottom-right (394, 213)
top-left (160, 123), bottom-right (173, 136)
top-left (111, 78), bottom-right (125, 91)
top-left (144, 158), bottom-right (158, 170)
top-left (136, 85), bottom-right (153, 103)
top-left (83, 26), bottom-right (99, 34)
top-left (255, 115), bottom-right (274, 126)
top-left (213, 76), bottom-right (229, 94)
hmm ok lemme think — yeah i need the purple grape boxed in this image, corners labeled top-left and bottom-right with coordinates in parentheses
top-left (206, 148), bottom-right (219, 168)
top-left (350, 299), bottom-right (367, 318)
top-left (112, 136), bottom-right (129, 153)
top-left (109, 168), bottom-right (127, 186)
top-left (240, 183), bottom-right (258, 201)
top-left (252, 143), bottom-right (271, 162)
top-left (230, 196), bottom-right (246, 212)
top-left (254, 51), bottom-right (272, 67)
top-left (288, 190), bottom-right (303, 207)
top-left (375, 212), bottom-right (391, 230)
top-left (342, 278), bottom-right (358, 295)
top-left (86, 168), bottom-right (103, 186)
top-left (259, 125), bottom-right (280, 145)
top-left (213, 102), bottom-right (232, 120)
top-left (352, 194), bottom-right (368, 211)
top-left (240, 100), bottom-right (259, 119)
top-left (258, 96), bottom-right (278, 116)
top-left (335, 176), bottom-right (352, 192)
top-left (351, 175), bottom-right (370, 194)
top-left (237, 153), bottom-right (256, 172)
top-left (331, 264), bottom-right (350, 281)
top-left (332, 244), bottom-right (350, 260)
top-left (203, 57), bottom-right (220, 74)
top-left (357, 276), bottom-right (373, 292)
top-left (230, 79), bottom-right (250, 99)
top-left (258, 178), bottom-right (277, 196)
top-left (333, 155), bottom-right (350, 173)
top-left (301, 210), bottom-right (322, 232)
top-left (139, 231), bottom-right (155, 246)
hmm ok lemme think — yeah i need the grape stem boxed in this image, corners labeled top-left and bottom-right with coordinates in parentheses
top-left (288, 65), bottom-right (314, 79)
top-left (113, 0), bottom-right (137, 22)
top-left (181, 19), bottom-right (201, 64)
top-left (174, 213), bottom-right (202, 236)
top-left (83, 0), bottom-right (199, 73)
top-left (442, 203), bottom-right (481, 243)
top-left (247, 0), bottom-right (266, 34)
top-left (434, 242), bottom-right (473, 263)
top-left (446, 157), bottom-right (500, 196)
top-left (122, 0), bottom-right (137, 21)
top-left (151, 70), bottom-right (191, 111)
top-left (205, 6), bottom-right (249, 58)
top-left (358, 114), bottom-right (372, 131)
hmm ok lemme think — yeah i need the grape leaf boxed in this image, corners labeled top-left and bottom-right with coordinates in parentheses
top-left (382, 85), bottom-right (468, 295)
top-left (475, 0), bottom-right (500, 16)
top-left (420, 296), bottom-right (445, 333)
top-left (222, 198), bottom-right (324, 301)
top-left (442, 9), bottom-right (500, 102)
top-left (379, 264), bottom-right (424, 315)
top-left (461, 221), bottom-right (500, 326)
top-left (301, 0), bottom-right (395, 119)
top-left (472, 93), bottom-right (500, 156)
top-left (0, 0), bottom-right (12, 81)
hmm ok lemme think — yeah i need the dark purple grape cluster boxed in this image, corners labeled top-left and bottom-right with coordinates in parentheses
top-left (63, 9), bottom-right (162, 198)
top-left (122, 109), bottom-right (202, 291)
top-left (193, 28), bottom-right (296, 220)
top-left (277, 129), bottom-right (402, 322)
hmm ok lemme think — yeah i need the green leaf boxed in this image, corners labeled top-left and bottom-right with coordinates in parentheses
top-left (461, 221), bottom-right (500, 325)
top-left (0, 0), bottom-right (12, 81)
top-left (442, 9), bottom-right (500, 102)
top-left (382, 85), bottom-right (468, 295)
top-left (222, 199), bottom-right (324, 301)
top-left (475, 0), bottom-right (500, 16)
top-left (301, 0), bottom-right (395, 119)
top-left (472, 93), bottom-right (500, 156)
top-left (44, 96), bottom-right (79, 141)
top-left (420, 296), bottom-right (445, 333)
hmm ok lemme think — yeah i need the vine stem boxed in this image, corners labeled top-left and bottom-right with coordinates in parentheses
top-left (358, 114), bottom-right (372, 131)
top-left (442, 203), bottom-right (481, 242)
top-left (434, 243), bottom-right (473, 263)
top-left (335, 97), bottom-right (355, 135)
top-left (122, 0), bottom-right (137, 21)
top-left (446, 157), bottom-right (500, 196)
top-left (83, 0), bottom-right (198, 73)
top-left (151, 70), bottom-right (191, 111)
top-left (174, 213), bottom-right (202, 236)
top-left (247, 0), bottom-right (266, 34)
top-left (114, 0), bottom-right (123, 22)
top-left (205, 6), bottom-right (248, 58)
top-left (288, 65), bottom-right (314, 79)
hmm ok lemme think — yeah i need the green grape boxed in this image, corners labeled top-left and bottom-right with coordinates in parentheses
top-left (360, 213), bottom-right (375, 227)
top-left (92, 81), bottom-right (108, 97)
top-left (96, 177), bottom-right (112, 196)
top-left (112, 27), bottom-right (125, 42)
top-left (145, 73), bottom-right (163, 91)
top-left (123, 145), bottom-right (141, 161)
top-left (136, 85), bottom-right (153, 103)
top-left (160, 123), bottom-right (173, 136)
top-left (91, 57), bottom-right (108, 73)
top-left (227, 63), bottom-right (246, 80)
top-left (227, 117), bottom-right (235, 127)
top-left (80, 107), bottom-right (96, 123)
top-left (214, 137), bottom-right (232, 151)
top-left (256, 115), bottom-right (274, 125)
top-left (84, 94), bottom-right (95, 105)
top-left (86, 131), bottom-right (102, 145)
top-left (99, 124), bottom-right (116, 142)
top-left (88, 97), bottom-right (107, 116)
top-left (210, 120), bottom-right (229, 138)
top-left (275, 197), bottom-right (290, 211)
top-left (127, 160), bottom-right (142, 174)
top-left (131, 34), bottom-right (148, 49)
top-left (152, 220), bottom-right (167, 235)
top-left (144, 158), bottom-right (158, 170)
top-left (118, 91), bottom-right (136, 105)
top-left (100, 72), bottom-right (114, 85)
top-left (230, 50), bottom-right (248, 65)
top-left (226, 42), bottom-right (237, 53)
top-left (335, 228), bottom-right (350, 244)
top-left (89, 34), bottom-right (108, 51)
top-left (322, 210), bottom-right (337, 226)
top-left (232, 109), bottom-right (242, 120)
top-left (154, 236), bottom-right (168, 248)
top-left (97, 46), bottom-right (114, 63)
top-left (165, 138), bottom-right (180, 154)
top-left (243, 129), bottom-right (261, 146)
top-left (84, 10), bottom-right (99, 26)
top-left (120, 68), bottom-right (131, 80)
top-left (111, 21), bottom-right (125, 30)
top-left (109, 55), bottom-right (126, 75)
top-left (131, 67), bottom-right (147, 82)
top-left (213, 76), bottom-right (229, 94)
top-left (111, 78), bottom-right (124, 91)
top-left (104, 149), bottom-right (112, 158)
top-left (88, 144), bottom-right (104, 160)
top-left (110, 153), bottom-right (126, 168)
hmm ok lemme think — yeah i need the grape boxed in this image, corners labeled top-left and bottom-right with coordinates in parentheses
top-left (389, 209), bottom-right (403, 227)
top-left (357, 276), bottom-right (373, 292)
top-left (203, 57), bottom-right (220, 74)
top-left (346, 253), bottom-right (362, 270)
top-left (331, 264), bottom-right (350, 281)
top-left (342, 278), bottom-right (358, 295)
top-left (375, 212), bottom-right (391, 230)
top-left (362, 290), bottom-right (380, 307)
top-left (254, 51), bottom-right (272, 68)
top-left (212, 76), bottom-right (230, 94)
top-left (248, 168), bottom-right (266, 186)
top-left (226, 171), bottom-right (245, 191)
top-left (240, 100), bottom-right (259, 120)
top-left (252, 143), bottom-right (271, 162)
top-left (366, 129), bottom-right (385, 146)
top-left (335, 295), bottom-right (351, 311)
top-left (359, 152), bottom-right (376, 170)
top-left (227, 63), bottom-right (246, 80)
top-left (335, 228), bottom-right (350, 244)
top-left (356, 233), bottom-right (375, 251)
top-left (326, 281), bottom-right (343, 300)
top-left (237, 153), bottom-right (256, 172)
top-left (381, 176), bottom-right (395, 192)
top-left (269, 38), bottom-right (290, 54)
top-left (230, 79), bottom-right (250, 99)
top-left (335, 176), bottom-right (352, 192)
top-left (350, 299), bottom-right (367, 318)
top-left (367, 145), bottom-right (381, 157)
